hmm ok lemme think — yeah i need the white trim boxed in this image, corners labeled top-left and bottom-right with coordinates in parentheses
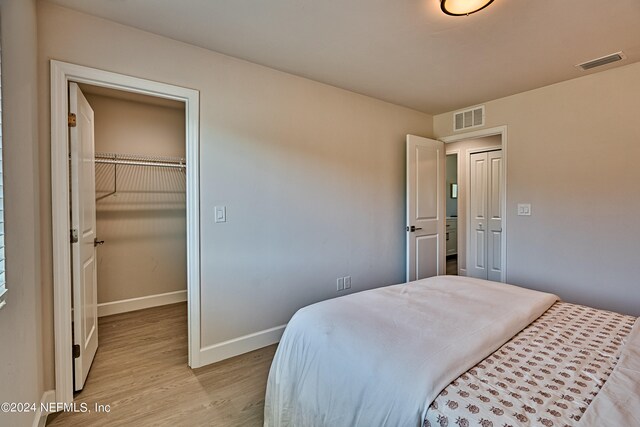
top-left (440, 126), bottom-right (508, 283)
top-left (198, 325), bottom-right (286, 367)
top-left (98, 290), bottom-right (187, 317)
top-left (32, 390), bottom-right (56, 427)
top-left (50, 60), bottom-right (201, 405)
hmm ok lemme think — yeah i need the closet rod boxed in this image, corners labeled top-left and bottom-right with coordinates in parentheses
top-left (95, 158), bottom-right (186, 169)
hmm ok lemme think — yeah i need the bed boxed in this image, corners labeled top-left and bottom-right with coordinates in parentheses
top-left (264, 276), bottom-right (640, 426)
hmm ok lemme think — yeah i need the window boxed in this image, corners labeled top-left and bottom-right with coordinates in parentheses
top-left (0, 47), bottom-right (5, 310)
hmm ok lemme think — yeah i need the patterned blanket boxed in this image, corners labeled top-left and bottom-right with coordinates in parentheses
top-left (424, 302), bottom-right (635, 427)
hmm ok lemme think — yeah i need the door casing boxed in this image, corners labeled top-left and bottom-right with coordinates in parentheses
top-left (50, 60), bottom-right (201, 404)
top-left (440, 126), bottom-right (508, 283)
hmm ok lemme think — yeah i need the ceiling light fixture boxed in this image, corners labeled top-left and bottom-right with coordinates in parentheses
top-left (440, 0), bottom-right (494, 16)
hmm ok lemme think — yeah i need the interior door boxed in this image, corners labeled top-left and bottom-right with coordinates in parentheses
top-left (70, 82), bottom-right (99, 391)
top-left (468, 149), bottom-right (502, 281)
top-left (406, 135), bottom-right (445, 282)
top-left (487, 150), bottom-right (503, 281)
top-left (468, 152), bottom-right (488, 279)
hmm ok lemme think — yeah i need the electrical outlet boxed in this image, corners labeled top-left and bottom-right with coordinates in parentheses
top-left (337, 277), bottom-right (344, 291)
top-left (344, 276), bottom-right (351, 289)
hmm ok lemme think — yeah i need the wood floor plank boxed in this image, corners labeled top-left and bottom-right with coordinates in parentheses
top-left (46, 303), bottom-right (276, 426)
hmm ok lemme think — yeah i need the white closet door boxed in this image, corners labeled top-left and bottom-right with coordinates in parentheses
top-left (406, 135), bottom-right (446, 281)
top-left (487, 150), bottom-right (503, 281)
top-left (70, 82), bottom-right (99, 391)
top-left (468, 149), bottom-right (502, 281)
top-left (468, 152), bottom-right (488, 279)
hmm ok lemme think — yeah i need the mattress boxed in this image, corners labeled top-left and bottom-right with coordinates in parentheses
top-left (424, 301), bottom-right (636, 427)
top-left (265, 276), bottom-right (558, 426)
top-left (265, 276), bottom-right (639, 426)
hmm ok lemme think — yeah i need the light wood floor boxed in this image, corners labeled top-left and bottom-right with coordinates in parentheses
top-left (446, 255), bottom-right (458, 275)
top-left (47, 303), bottom-right (277, 427)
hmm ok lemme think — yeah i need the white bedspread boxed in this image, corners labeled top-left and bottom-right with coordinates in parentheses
top-left (579, 318), bottom-right (640, 426)
top-left (264, 276), bottom-right (558, 427)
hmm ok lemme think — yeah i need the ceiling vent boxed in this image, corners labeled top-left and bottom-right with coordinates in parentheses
top-left (454, 105), bottom-right (484, 132)
top-left (576, 51), bottom-right (625, 71)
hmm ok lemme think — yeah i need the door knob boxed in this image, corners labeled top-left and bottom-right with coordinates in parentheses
top-left (94, 238), bottom-right (105, 247)
top-left (406, 226), bottom-right (423, 232)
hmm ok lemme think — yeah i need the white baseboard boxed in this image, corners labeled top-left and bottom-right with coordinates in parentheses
top-left (98, 290), bottom-right (187, 317)
top-left (32, 390), bottom-right (56, 427)
top-left (459, 268), bottom-right (467, 276)
top-left (197, 324), bottom-right (286, 367)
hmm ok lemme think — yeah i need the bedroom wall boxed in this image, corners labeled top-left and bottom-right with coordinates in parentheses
top-left (434, 61), bottom-right (640, 317)
top-left (0, 0), bottom-right (44, 426)
top-left (37, 2), bottom-right (433, 387)
top-left (445, 135), bottom-right (501, 274)
top-left (84, 93), bottom-right (187, 306)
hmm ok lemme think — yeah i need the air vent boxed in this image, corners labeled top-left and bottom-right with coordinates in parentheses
top-left (576, 51), bottom-right (625, 71)
top-left (453, 105), bottom-right (485, 132)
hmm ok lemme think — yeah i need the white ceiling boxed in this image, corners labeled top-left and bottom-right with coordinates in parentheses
top-left (47, 0), bottom-right (640, 114)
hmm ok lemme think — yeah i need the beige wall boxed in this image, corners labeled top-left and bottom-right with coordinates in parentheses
top-left (435, 61), bottom-right (640, 317)
top-left (445, 136), bottom-right (501, 272)
top-left (85, 93), bottom-right (186, 304)
top-left (37, 2), bottom-right (433, 388)
top-left (0, 0), bottom-right (44, 426)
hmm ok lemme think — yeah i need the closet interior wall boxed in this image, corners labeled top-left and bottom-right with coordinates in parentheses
top-left (84, 89), bottom-right (187, 310)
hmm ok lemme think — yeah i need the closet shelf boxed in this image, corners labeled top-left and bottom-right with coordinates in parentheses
top-left (95, 152), bottom-right (186, 169)
top-left (95, 152), bottom-right (186, 202)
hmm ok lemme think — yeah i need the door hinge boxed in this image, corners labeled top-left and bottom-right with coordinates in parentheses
top-left (70, 229), bottom-right (79, 244)
top-left (68, 113), bottom-right (77, 127)
top-left (72, 344), bottom-right (80, 359)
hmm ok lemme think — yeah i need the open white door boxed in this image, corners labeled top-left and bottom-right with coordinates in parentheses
top-left (69, 82), bottom-right (99, 391)
top-left (406, 135), bottom-right (446, 282)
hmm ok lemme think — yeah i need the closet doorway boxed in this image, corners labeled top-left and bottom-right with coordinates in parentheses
top-left (73, 82), bottom-right (189, 391)
top-left (441, 127), bottom-right (507, 281)
top-left (51, 61), bottom-right (201, 404)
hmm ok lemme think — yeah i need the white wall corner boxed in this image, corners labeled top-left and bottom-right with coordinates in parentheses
top-left (32, 390), bottom-right (56, 427)
top-left (197, 325), bottom-right (286, 368)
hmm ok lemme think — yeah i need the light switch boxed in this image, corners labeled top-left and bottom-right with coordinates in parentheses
top-left (517, 204), bottom-right (531, 216)
top-left (344, 276), bottom-right (351, 289)
top-left (337, 278), bottom-right (344, 291)
top-left (214, 206), bottom-right (226, 223)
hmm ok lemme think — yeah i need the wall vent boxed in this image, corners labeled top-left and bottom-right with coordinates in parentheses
top-left (453, 105), bottom-right (484, 132)
top-left (576, 51), bottom-right (625, 71)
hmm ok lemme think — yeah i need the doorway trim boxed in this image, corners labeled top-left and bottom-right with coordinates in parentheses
top-left (440, 125), bottom-right (507, 283)
top-left (50, 60), bottom-right (201, 404)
